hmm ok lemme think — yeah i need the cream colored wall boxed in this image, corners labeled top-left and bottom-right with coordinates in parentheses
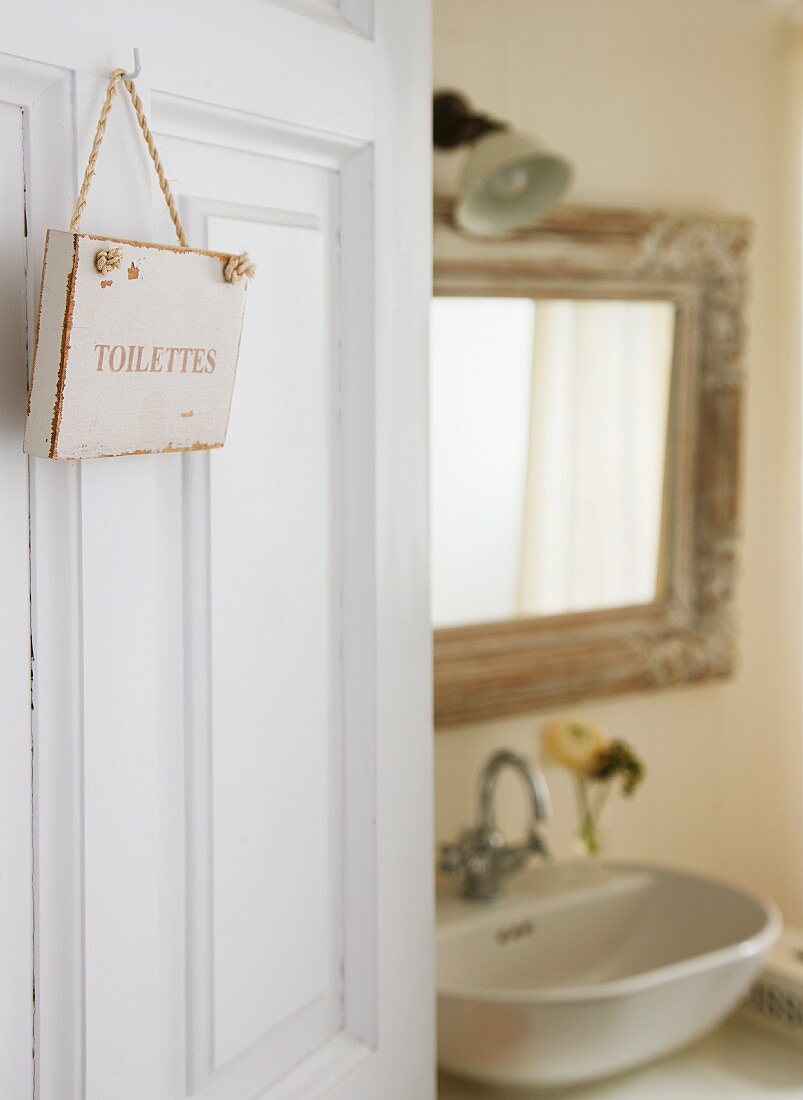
top-left (434, 0), bottom-right (803, 921)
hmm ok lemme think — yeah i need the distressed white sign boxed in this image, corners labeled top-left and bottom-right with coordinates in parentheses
top-left (24, 231), bottom-right (249, 459)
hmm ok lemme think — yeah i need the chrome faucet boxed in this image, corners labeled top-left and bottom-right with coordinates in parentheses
top-left (440, 749), bottom-right (552, 901)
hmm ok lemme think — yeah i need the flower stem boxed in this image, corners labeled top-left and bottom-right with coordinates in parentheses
top-left (576, 777), bottom-right (602, 856)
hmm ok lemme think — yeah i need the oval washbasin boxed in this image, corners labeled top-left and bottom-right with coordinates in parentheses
top-left (437, 861), bottom-right (781, 1089)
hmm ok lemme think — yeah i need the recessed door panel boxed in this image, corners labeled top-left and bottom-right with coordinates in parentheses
top-left (207, 212), bottom-right (338, 1068)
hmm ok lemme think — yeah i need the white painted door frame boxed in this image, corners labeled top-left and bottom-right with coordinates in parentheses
top-left (0, 76), bottom-right (37, 1100)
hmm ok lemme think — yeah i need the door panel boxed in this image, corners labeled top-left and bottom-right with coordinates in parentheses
top-left (3, 1), bottom-right (432, 1097)
top-left (209, 212), bottom-right (334, 1070)
top-left (167, 145), bottom-right (346, 1093)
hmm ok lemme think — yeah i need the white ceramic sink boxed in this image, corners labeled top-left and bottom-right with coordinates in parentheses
top-left (437, 861), bottom-right (781, 1090)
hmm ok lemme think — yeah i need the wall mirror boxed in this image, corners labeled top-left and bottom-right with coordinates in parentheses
top-left (433, 201), bottom-right (750, 726)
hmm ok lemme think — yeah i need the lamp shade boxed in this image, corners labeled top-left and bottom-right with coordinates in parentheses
top-left (455, 129), bottom-right (572, 236)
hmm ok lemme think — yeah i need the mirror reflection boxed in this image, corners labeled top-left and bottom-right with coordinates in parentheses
top-left (431, 295), bottom-right (676, 627)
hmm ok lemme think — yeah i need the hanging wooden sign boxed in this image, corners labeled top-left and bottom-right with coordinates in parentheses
top-left (24, 68), bottom-right (255, 461)
top-left (25, 231), bottom-right (250, 459)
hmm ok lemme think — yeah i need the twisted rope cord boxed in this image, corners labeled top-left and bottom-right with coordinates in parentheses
top-left (223, 252), bottom-right (256, 284)
top-left (70, 69), bottom-right (188, 247)
top-left (121, 76), bottom-right (187, 247)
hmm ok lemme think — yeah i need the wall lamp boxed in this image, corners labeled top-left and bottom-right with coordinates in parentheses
top-left (433, 91), bottom-right (572, 236)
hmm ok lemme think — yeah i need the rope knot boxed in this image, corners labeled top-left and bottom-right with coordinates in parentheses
top-left (224, 252), bottom-right (256, 284)
top-left (95, 247), bottom-right (123, 275)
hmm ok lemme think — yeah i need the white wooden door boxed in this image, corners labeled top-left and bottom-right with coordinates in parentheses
top-left (0, 3), bottom-right (433, 1097)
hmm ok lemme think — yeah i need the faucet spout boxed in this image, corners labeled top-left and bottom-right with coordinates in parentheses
top-left (478, 749), bottom-right (552, 835)
top-left (439, 748), bottom-right (552, 901)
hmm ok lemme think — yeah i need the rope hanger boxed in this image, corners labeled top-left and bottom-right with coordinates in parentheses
top-left (71, 62), bottom-right (255, 283)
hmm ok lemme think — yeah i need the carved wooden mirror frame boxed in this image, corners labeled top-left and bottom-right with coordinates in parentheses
top-left (433, 200), bottom-right (750, 727)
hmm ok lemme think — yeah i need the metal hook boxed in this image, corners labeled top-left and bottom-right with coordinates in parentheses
top-left (123, 48), bottom-right (141, 82)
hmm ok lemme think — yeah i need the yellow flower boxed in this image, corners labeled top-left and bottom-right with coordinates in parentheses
top-left (540, 718), bottom-right (609, 776)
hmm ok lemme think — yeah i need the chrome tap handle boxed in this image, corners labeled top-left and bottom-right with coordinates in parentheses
top-left (439, 750), bottom-right (552, 901)
top-left (439, 840), bottom-right (466, 875)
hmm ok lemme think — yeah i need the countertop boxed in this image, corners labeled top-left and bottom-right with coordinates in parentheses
top-left (438, 1019), bottom-right (803, 1098)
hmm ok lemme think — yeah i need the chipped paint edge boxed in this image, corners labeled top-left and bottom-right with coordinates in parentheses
top-left (78, 231), bottom-right (236, 263)
top-left (49, 233), bottom-right (80, 459)
top-left (26, 229), bottom-right (51, 418)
